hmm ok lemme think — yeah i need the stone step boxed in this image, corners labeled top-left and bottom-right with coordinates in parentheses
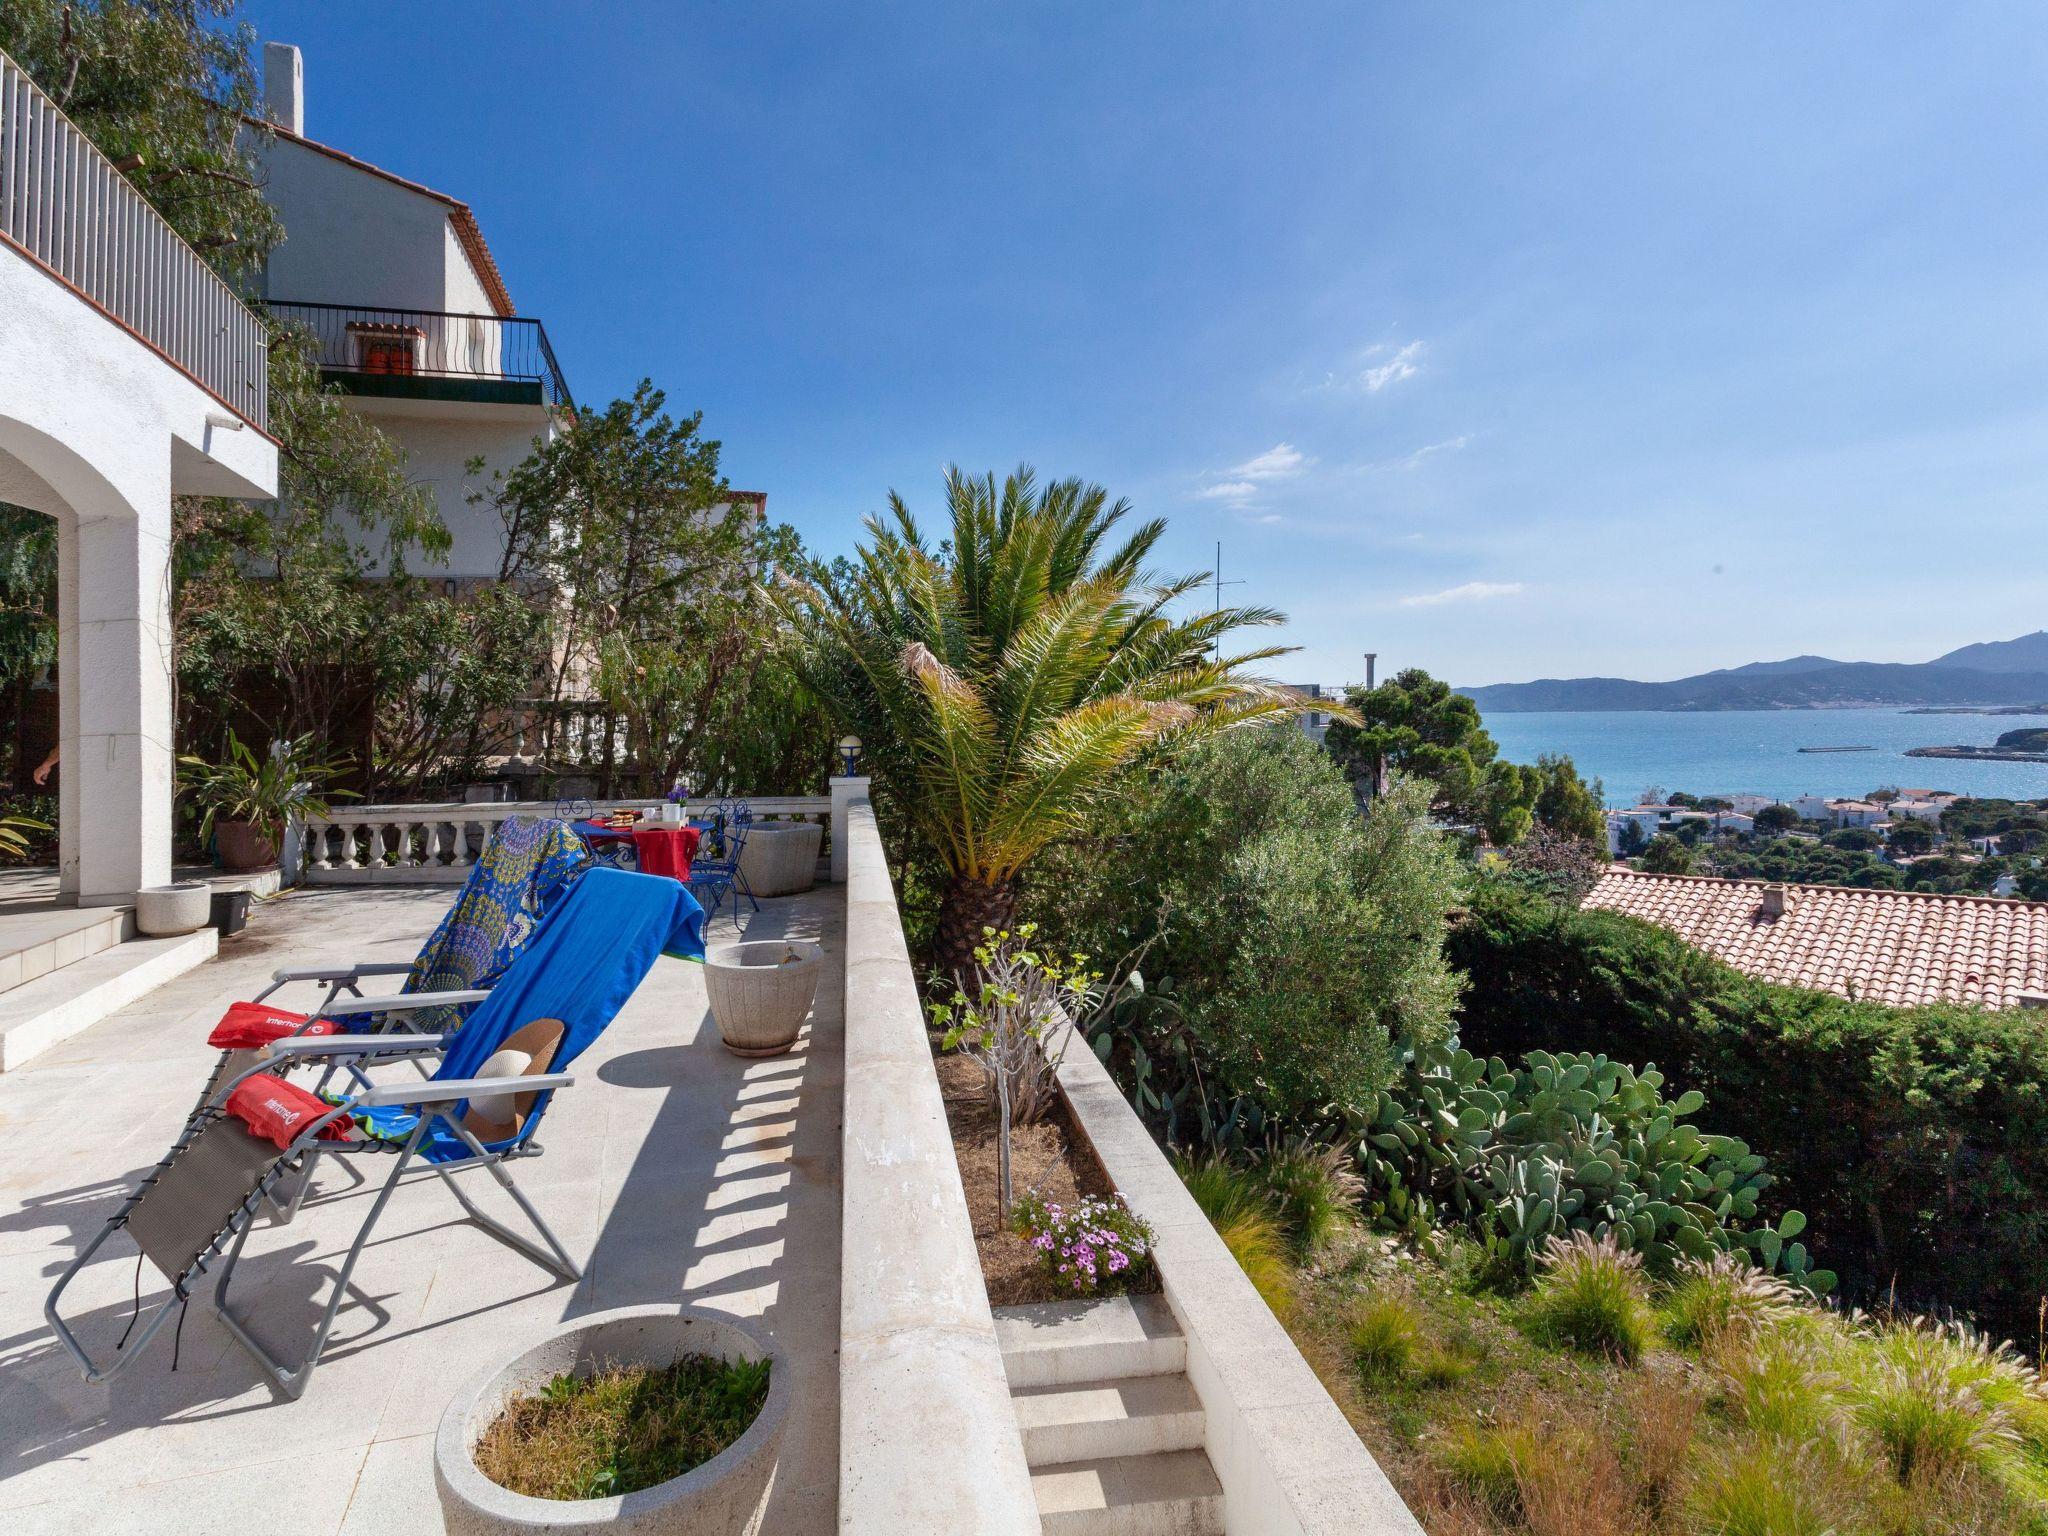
top-left (0, 928), bottom-right (217, 1071)
top-left (994, 1293), bottom-right (1186, 1389)
top-left (1013, 1373), bottom-right (1207, 1467)
top-left (0, 905), bottom-right (130, 998)
top-left (1030, 1449), bottom-right (1225, 1536)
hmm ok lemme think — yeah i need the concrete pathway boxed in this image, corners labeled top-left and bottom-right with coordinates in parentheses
top-left (0, 881), bottom-right (843, 1531)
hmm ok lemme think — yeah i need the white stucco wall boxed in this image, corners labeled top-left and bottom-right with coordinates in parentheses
top-left (343, 399), bottom-right (553, 579)
top-left (0, 246), bottom-right (276, 903)
top-left (258, 136), bottom-right (457, 310)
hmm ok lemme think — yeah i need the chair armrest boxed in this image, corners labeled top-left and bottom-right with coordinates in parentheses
top-left (269, 960), bottom-right (416, 984)
top-left (263, 1033), bottom-right (448, 1058)
top-left (354, 1072), bottom-right (574, 1109)
top-left (321, 989), bottom-right (488, 1018)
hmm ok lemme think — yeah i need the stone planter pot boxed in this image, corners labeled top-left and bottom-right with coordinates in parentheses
top-left (435, 1305), bottom-right (789, 1536)
top-left (215, 818), bottom-right (278, 872)
top-left (735, 823), bottom-right (822, 897)
top-left (135, 881), bottom-right (212, 936)
top-left (704, 940), bottom-right (822, 1057)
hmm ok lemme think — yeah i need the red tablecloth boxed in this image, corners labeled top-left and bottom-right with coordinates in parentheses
top-left (578, 819), bottom-right (699, 882)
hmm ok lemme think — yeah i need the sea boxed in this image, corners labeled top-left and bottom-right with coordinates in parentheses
top-left (1477, 709), bottom-right (2048, 807)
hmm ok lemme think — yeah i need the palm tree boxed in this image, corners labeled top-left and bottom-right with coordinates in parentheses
top-left (781, 466), bottom-right (1307, 977)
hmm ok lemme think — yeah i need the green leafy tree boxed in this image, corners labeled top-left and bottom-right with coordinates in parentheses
top-left (1638, 833), bottom-right (1695, 875)
top-left (1325, 668), bottom-right (1536, 839)
top-left (1886, 818), bottom-right (1938, 855)
top-left (479, 384), bottom-right (831, 794)
top-left (781, 466), bottom-right (1298, 977)
top-left (1753, 803), bottom-right (1801, 835)
top-left (1616, 818), bottom-right (1650, 857)
top-left (0, 0), bottom-right (282, 282)
top-left (1530, 753), bottom-right (1606, 843)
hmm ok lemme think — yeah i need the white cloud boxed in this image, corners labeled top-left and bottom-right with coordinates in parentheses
top-left (1197, 480), bottom-right (1259, 500)
top-left (1253, 513), bottom-right (1285, 525)
top-left (1361, 340), bottom-right (1425, 392)
top-left (1227, 443), bottom-right (1306, 480)
top-left (1398, 580), bottom-right (1524, 608)
top-left (1362, 434), bottom-right (1471, 472)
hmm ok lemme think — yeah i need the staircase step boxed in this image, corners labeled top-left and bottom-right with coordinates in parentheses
top-left (1014, 1374), bottom-right (1206, 1466)
top-left (0, 906), bottom-right (130, 998)
top-left (0, 928), bottom-right (216, 1071)
top-left (995, 1293), bottom-right (1185, 1388)
top-left (1031, 1449), bottom-right (1224, 1536)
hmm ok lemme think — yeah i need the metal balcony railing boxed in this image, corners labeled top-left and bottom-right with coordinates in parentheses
top-left (264, 301), bottom-right (573, 411)
top-left (0, 48), bottom-right (269, 431)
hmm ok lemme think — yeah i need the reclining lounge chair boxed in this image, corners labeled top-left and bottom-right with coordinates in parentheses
top-left (46, 866), bottom-right (705, 1400)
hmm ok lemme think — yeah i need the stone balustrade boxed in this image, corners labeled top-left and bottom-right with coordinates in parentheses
top-left (299, 796), bottom-right (833, 885)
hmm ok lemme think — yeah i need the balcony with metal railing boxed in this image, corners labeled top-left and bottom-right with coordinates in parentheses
top-left (0, 48), bottom-right (269, 432)
top-left (263, 300), bottom-right (573, 411)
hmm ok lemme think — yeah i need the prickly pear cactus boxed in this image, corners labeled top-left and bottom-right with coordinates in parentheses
top-left (1347, 1038), bottom-right (1832, 1292)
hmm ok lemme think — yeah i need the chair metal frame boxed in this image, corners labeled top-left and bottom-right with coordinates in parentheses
top-left (47, 1018), bottom-right (580, 1400)
top-left (687, 799), bottom-right (760, 918)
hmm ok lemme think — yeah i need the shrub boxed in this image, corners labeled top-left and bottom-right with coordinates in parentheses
top-left (1258, 1139), bottom-right (1362, 1258)
top-left (1846, 1320), bottom-right (2035, 1490)
top-left (1521, 1233), bottom-right (1655, 1361)
top-left (1686, 1439), bottom-right (1861, 1536)
top-left (1348, 1293), bottom-right (1423, 1382)
top-left (1010, 1192), bottom-right (1156, 1296)
top-left (1663, 1252), bottom-right (1801, 1350)
top-left (1439, 1418), bottom-right (1540, 1517)
top-left (1448, 880), bottom-right (2048, 1333)
top-left (1032, 733), bottom-right (1464, 1136)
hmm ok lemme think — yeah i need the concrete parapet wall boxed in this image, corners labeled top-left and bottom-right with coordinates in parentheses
top-left (1057, 1036), bottom-right (1425, 1536)
top-left (836, 795), bottom-right (1041, 1534)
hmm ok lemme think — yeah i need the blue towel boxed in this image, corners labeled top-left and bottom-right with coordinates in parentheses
top-left (347, 868), bottom-right (704, 1159)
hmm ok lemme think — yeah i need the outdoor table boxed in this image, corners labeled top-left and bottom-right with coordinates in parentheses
top-left (576, 819), bottom-right (701, 882)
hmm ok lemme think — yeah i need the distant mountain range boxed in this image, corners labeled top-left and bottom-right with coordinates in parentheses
top-left (1459, 632), bottom-right (2048, 712)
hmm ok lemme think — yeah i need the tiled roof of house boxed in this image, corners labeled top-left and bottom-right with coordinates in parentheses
top-left (258, 122), bottom-right (516, 318)
top-left (1582, 865), bottom-right (2048, 1010)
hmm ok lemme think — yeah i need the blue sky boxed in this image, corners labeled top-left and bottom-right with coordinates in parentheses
top-left (245, 2), bottom-right (2048, 687)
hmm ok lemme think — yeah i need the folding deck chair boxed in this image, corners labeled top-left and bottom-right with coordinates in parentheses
top-left (185, 815), bottom-right (592, 1133)
top-left (46, 866), bottom-right (706, 1400)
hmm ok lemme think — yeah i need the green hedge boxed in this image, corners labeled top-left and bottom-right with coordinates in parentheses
top-left (1446, 880), bottom-right (2048, 1335)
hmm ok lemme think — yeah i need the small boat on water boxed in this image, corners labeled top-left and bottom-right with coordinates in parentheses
top-left (1796, 744), bottom-right (1876, 753)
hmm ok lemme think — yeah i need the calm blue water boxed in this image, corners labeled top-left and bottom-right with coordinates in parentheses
top-left (1478, 710), bottom-right (2048, 806)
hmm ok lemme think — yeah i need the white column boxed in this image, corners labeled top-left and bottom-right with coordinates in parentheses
top-left (62, 480), bottom-right (175, 906)
top-left (829, 774), bottom-right (870, 884)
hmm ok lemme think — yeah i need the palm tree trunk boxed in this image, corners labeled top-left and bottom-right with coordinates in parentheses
top-left (935, 871), bottom-right (1015, 982)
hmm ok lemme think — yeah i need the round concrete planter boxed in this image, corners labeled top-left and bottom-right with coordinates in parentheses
top-left (735, 823), bottom-right (822, 897)
top-left (435, 1306), bottom-right (789, 1536)
top-left (704, 940), bottom-right (821, 1057)
top-left (135, 881), bottom-right (212, 936)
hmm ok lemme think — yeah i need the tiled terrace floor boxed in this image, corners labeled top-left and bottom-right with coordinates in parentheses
top-left (0, 881), bottom-right (843, 1532)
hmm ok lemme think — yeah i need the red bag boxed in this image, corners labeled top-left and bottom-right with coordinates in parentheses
top-left (207, 1000), bottom-right (339, 1049)
top-left (223, 1074), bottom-right (353, 1149)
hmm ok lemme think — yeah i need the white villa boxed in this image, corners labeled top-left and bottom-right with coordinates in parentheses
top-left (251, 42), bottom-right (570, 582)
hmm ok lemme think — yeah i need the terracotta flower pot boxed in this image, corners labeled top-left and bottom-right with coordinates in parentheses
top-left (215, 818), bottom-right (279, 872)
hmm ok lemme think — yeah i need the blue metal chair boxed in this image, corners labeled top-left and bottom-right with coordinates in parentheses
top-left (687, 799), bottom-right (761, 918)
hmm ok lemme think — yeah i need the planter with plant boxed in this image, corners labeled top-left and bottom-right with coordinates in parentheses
top-left (436, 1306), bottom-right (788, 1535)
top-left (179, 729), bottom-right (354, 872)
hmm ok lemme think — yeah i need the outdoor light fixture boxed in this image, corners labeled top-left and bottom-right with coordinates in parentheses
top-left (838, 735), bottom-right (862, 776)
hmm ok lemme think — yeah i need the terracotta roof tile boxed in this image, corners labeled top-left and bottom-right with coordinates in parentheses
top-left (1581, 867), bottom-right (2048, 1010)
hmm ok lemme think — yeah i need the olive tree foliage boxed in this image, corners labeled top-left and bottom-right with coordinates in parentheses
top-left (1030, 729), bottom-right (1465, 1138)
top-left (0, 0), bottom-right (282, 282)
top-left (476, 383), bottom-right (836, 795)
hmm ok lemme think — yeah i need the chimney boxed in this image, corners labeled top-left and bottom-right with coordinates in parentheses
top-left (1363, 652), bottom-right (1377, 690)
top-left (1760, 883), bottom-right (1792, 917)
top-left (264, 42), bottom-right (304, 137)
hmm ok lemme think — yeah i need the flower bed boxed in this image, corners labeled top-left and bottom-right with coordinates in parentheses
top-left (934, 1049), bottom-right (1161, 1306)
